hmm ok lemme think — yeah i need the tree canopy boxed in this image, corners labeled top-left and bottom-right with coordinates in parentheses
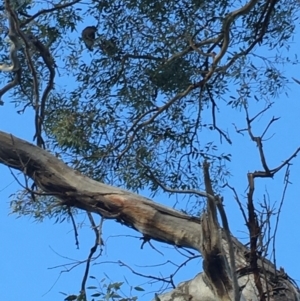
top-left (0, 0), bottom-right (300, 300)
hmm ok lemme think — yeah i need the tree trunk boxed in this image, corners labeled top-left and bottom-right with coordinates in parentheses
top-left (0, 130), bottom-right (299, 301)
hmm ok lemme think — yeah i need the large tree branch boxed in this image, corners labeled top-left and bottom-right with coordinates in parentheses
top-left (0, 130), bottom-right (202, 250)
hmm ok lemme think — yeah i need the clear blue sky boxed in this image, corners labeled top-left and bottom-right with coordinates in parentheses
top-left (1, 12), bottom-right (300, 301)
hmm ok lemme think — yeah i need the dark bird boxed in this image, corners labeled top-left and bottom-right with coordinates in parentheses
top-left (100, 37), bottom-right (119, 56)
top-left (81, 26), bottom-right (97, 51)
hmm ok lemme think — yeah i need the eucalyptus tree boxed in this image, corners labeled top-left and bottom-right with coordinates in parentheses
top-left (0, 0), bottom-right (299, 300)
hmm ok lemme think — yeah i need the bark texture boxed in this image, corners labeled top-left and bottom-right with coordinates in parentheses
top-left (0, 130), bottom-right (299, 301)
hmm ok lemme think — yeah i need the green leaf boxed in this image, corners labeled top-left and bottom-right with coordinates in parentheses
top-left (64, 295), bottom-right (77, 301)
top-left (134, 286), bottom-right (145, 291)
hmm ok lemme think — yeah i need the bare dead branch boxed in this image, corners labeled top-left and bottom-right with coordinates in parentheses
top-left (118, 260), bottom-right (176, 288)
top-left (241, 103), bottom-right (297, 179)
top-left (80, 213), bottom-right (103, 299)
top-left (260, 116), bottom-right (280, 140)
top-left (249, 103), bottom-right (274, 123)
top-left (223, 182), bottom-right (247, 225)
top-left (244, 104), bottom-right (271, 173)
top-left (272, 164), bottom-right (291, 272)
top-left (68, 207), bottom-right (79, 249)
top-left (269, 148), bottom-right (300, 175)
top-left (246, 172), bottom-right (265, 300)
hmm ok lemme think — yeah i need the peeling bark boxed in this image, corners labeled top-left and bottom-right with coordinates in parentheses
top-left (0, 131), bottom-right (202, 249)
top-left (0, 130), bottom-right (299, 301)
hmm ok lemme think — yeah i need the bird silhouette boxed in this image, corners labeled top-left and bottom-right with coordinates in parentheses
top-left (81, 26), bottom-right (97, 51)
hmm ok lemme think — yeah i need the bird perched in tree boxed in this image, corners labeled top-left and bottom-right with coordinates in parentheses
top-left (100, 37), bottom-right (119, 56)
top-left (81, 26), bottom-right (97, 51)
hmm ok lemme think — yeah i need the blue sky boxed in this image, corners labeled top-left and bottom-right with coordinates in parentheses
top-left (1, 9), bottom-right (300, 301)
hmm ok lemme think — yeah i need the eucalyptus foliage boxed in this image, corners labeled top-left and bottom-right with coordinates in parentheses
top-left (1, 0), bottom-right (298, 216)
